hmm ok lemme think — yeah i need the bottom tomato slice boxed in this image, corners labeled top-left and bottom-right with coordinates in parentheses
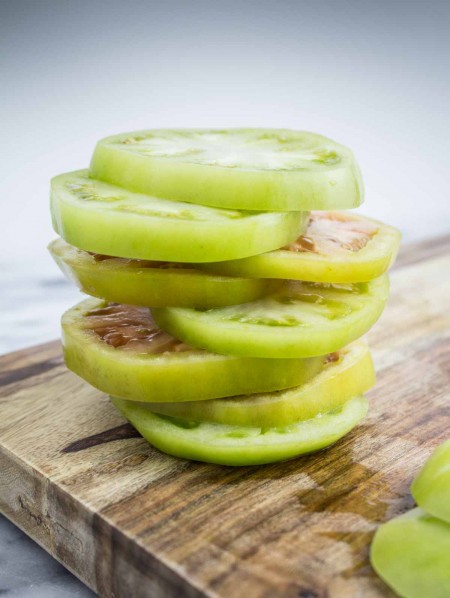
top-left (111, 395), bottom-right (368, 466)
top-left (370, 508), bottom-right (450, 598)
top-left (50, 238), bottom-right (280, 309)
top-left (153, 275), bottom-right (389, 358)
top-left (147, 341), bottom-right (374, 426)
top-left (63, 298), bottom-right (324, 403)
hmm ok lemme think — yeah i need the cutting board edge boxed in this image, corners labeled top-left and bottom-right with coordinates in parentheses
top-left (0, 442), bottom-right (98, 592)
top-left (0, 442), bottom-right (209, 598)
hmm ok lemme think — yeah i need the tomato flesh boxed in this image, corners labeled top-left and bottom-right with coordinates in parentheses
top-left (199, 211), bottom-right (401, 283)
top-left (411, 439), bottom-right (450, 524)
top-left (63, 298), bottom-right (325, 403)
top-left (90, 128), bottom-right (364, 211)
top-left (49, 239), bottom-right (281, 309)
top-left (153, 275), bottom-right (389, 358)
top-left (111, 395), bottom-right (368, 466)
top-left (51, 170), bottom-right (307, 262)
top-left (371, 508), bottom-right (450, 598)
top-left (147, 341), bottom-right (374, 426)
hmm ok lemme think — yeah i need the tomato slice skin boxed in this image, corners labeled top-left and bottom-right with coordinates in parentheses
top-left (51, 170), bottom-right (308, 262)
top-left (63, 298), bottom-right (325, 403)
top-left (49, 239), bottom-right (281, 309)
top-left (370, 508), bottom-right (450, 598)
top-left (199, 211), bottom-right (401, 283)
top-left (411, 439), bottom-right (450, 524)
top-left (147, 341), bottom-right (374, 426)
top-left (110, 395), bottom-right (368, 466)
top-left (90, 129), bottom-right (364, 211)
top-left (153, 275), bottom-right (390, 358)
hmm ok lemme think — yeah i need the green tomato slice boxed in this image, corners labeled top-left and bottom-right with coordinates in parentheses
top-left (371, 508), bottom-right (450, 598)
top-left (51, 170), bottom-right (307, 262)
top-left (411, 439), bottom-right (450, 524)
top-left (199, 211), bottom-right (401, 283)
top-left (110, 395), bottom-right (368, 466)
top-left (63, 299), bottom-right (325, 403)
top-left (153, 275), bottom-right (389, 358)
top-left (90, 128), bottom-right (364, 211)
top-left (147, 341), bottom-right (374, 427)
top-left (49, 239), bottom-right (280, 309)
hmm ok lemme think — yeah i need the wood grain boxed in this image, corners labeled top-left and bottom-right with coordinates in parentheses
top-left (1, 235), bottom-right (449, 598)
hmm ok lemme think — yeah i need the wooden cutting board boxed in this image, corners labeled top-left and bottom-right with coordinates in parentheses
top-left (1, 236), bottom-right (449, 598)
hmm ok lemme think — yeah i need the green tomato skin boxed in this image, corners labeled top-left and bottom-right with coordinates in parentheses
top-left (199, 214), bottom-right (402, 284)
top-left (411, 439), bottom-right (450, 524)
top-left (51, 170), bottom-right (308, 262)
top-left (371, 508), bottom-right (450, 598)
top-left (63, 298), bottom-right (326, 403)
top-left (153, 276), bottom-right (390, 359)
top-left (146, 341), bottom-right (375, 427)
top-left (110, 395), bottom-right (368, 466)
top-left (49, 239), bottom-right (281, 309)
top-left (90, 129), bottom-right (364, 212)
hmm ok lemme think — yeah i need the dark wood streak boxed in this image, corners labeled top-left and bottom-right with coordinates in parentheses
top-left (62, 423), bottom-right (142, 453)
top-left (0, 356), bottom-right (63, 388)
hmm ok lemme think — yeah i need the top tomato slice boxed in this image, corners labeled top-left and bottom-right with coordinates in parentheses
top-left (153, 275), bottom-right (390, 358)
top-left (51, 170), bottom-right (307, 262)
top-left (90, 128), bottom-right (364, 211)
top-left (200, 211), bottom-right (401, 283)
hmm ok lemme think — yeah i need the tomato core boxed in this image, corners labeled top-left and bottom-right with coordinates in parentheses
top-left (85, 303), bottom-right (192, 354)
top-left (285, 211), bottom-right (378, 255)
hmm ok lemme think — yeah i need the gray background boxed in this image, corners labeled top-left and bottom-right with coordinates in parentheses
top-left (1, 0), bottom-right (449, 595)
top-left (2, 0), bottom-right (450, 271)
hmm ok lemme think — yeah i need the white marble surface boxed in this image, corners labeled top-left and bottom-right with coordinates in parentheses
top-left (0, 517), bottom-right (93, 597)
top-left (0, 262), bottom-right (81, 356)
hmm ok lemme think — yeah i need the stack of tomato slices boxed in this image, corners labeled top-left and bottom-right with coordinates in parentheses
top-left (49, 128), bottom-right (400, 466)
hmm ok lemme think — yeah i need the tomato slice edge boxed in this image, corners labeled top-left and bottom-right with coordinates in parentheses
top-left (110, 395), bottom-right (368, 466)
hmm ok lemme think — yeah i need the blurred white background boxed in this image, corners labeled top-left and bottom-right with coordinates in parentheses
top-left (1, 0), bottom-right (450, 348)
